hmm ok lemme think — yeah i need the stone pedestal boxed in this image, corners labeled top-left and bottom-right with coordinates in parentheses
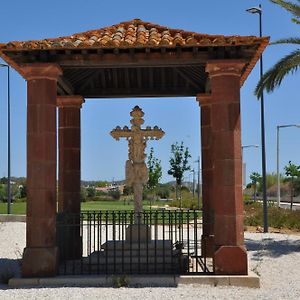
top-left (57, 96), bottom-right (84, 260)
top-left (22, 63), bottom-right (62, 277)
top-left (206, 61), bottom-right (248, 275)
top-left (126, 224), bottom-right (151, 242)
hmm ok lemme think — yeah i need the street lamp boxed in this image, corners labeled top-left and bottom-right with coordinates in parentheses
top-left (276, 124), bottom-right (300, 207)
top-left (242, 144), bottom-right (259, 189)
top-left (246, 4), bottom-right (268, 233)
top-left (0, 63), bottom-right (11, 214)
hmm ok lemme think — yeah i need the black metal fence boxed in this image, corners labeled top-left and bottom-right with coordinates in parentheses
top-left (56, 210), bottom-right (212, 275)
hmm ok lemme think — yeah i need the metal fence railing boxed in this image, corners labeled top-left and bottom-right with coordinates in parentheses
top-left (56, 210), bottom-right (212, 275)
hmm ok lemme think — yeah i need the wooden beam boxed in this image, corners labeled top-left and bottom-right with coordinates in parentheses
top-left (137, 68), bottom-right (142, 89)
top-left (57, 77), bottom-right (74, 95)
top-left (173, 68), bottom-right (201, 90)
top-left (161, 67), bottom-right (166, 90)
top-left (77, 70), bottom-right (100, 92)
top-left (100, 69), bottom-right (106, 88)
top-left (81, 88), bottom-right (201, 98)
top-left (55, 52), bottom-right (209, 68)
top-left (124, 68), bottom-right (130, 89)
top-left (149, 68), bottom-right (154, 89)
top-left (112, 68), bottom-right (119, 89)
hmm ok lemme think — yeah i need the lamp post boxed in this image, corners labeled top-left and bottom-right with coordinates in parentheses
top-left (246, 4), bottom-right (268, 233)
top-left (194, 157), bottom-right (201, 210)
top-left (0, 63), bottom-right (11, 214)
top-left (242, 144), bottom-right (259, 189)
top-left (191, 169), bottom-right (195, 199)
top-left (276, 124), bottom-right (300, 207)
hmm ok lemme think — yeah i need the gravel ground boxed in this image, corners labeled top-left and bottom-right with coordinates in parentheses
top-left (0, 222), bottom-right (300, 300)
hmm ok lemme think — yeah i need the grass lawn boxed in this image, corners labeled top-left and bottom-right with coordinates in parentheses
top-left (0, 200), bottom-right (174, 215)
top-left (0, 202), bottom-right (26, 215)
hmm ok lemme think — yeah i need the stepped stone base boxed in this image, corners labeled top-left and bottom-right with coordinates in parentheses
top-left (84, 237), bottom-right (188, 274)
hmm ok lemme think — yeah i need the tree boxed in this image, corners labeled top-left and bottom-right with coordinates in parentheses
top-left (86, 186), bottom-right (96, 198)
top-left (0, 177), bottom-right (8, 184)
top-left (147, 147), bottom-right (162, 190)
top-left (19, 184), bottom-right (27, 199)
top-left (250, 172), bottom-right (262, 201)
top-left (255, 0), bottom-right (300, 97)
top-left (284, 160), bottom-right (300, 209)
top-left (96, 181), bottom-right (108, 188)
top-left (147, 147), bottom-right (162, 207)
top-left (168, 142), bottom-right (191, 205)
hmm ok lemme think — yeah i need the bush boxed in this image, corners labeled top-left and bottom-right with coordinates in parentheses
top-left (169, 190), bottom-right (200, 209)
top-left (108, 190), bottom-right (121, 200)
top-left (156, 186), bottom-right (171, 199)
top-left (244, 202), bottom-right (300, 230)
top-left (86, 187), bottom-right (96, 198)
top-left (123, 185), bottom-right (133, 196)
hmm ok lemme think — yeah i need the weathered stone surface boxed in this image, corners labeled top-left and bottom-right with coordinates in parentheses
top-left (126, 224), bottom-right (151, 242)
top-left (57, 96), bottom-right (84, 260)
top-left (206, 61), bottom-right (248, 275)
top-left (214, 246), bottom-right (248, 275)
top-left (22, 247), bottom-right (58, 277)
top-left (111, 106), bottom-right (164, 219)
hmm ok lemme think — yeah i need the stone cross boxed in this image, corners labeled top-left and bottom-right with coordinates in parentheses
top-left (111, 106), bottom-right (164, 221)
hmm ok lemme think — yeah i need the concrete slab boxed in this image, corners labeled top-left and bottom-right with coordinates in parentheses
top-left (178, 272), bottom-right (260, 288)
top-left (9, 272), bottom-right (260, 288)
top-left (0, 214), bottom-right (26, 222)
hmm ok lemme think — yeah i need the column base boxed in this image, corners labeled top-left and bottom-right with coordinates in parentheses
top-left (22, 247), bottom-right (58, 277)
top-left (214, 245), bottom-right (248, 275)
top-left (201, 235), bottom-right (214, 258)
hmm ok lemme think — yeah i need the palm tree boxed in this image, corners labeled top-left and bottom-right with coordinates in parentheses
top-left (255, 0), bottom-right (300, 97)
top-left (284, 161), bottom-right (300, 210)
top-left (250, 172), bottom-right (262, 201)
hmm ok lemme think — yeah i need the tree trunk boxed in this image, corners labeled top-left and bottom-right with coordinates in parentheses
top-left (179, 184), bottom-right (182, 209)
top-left (253, 183), bottom-right (257, 201)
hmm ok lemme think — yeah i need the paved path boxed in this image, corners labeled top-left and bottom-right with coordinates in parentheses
top-left (0, 222), bottom-right (300, 299)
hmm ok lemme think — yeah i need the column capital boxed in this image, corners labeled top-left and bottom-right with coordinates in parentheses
top-left (206, 60), bottom-right (245, 79)
top-left (57, 96), bottom-right (85, 108)
top-left (196, 93), bottom-right (212, 107)
top-left (21, 63), bottom-right (62, 81)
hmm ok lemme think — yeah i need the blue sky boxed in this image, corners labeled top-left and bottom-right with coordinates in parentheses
top-left (0, 0), bottom-right (299, 183)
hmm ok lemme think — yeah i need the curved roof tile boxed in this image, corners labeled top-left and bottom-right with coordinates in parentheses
top-left (0, 19), bottom-right (268, 51)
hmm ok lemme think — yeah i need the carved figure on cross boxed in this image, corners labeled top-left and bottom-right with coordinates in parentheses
top-left (111, 106), bottom-right (164, 221)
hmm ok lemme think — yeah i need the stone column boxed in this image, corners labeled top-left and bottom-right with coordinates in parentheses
top-left (57, 96), bottom-right (84, 260)
top-left (206, 60), bottom-right (248, 275)
top-left (197, 94), bottom-right (214, 258)
top-left (22, 63), bottom-right (62, 277)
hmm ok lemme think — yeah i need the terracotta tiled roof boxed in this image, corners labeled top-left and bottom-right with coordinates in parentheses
top-left (0, 19), bottom-right (268, 51)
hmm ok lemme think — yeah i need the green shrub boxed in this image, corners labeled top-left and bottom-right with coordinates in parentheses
top-left (108, 190), bottom-right (121, 200)
top-left (156, 186), bottom-right (171, 199)
top-left (244, 202), bottom-right (300, 230)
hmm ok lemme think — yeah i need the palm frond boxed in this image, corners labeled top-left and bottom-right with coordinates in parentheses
top-left (271, 37), bottom-right (300, 45)
top-left (271, 0), bottom-right (300, 19)
top-left (292, 17), bottom-right (300, 24)
top-left (255, 49), bottom-right (300, 97)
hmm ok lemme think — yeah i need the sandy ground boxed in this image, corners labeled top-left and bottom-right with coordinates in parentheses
top-left (0, 222), bottom-right (300, 300)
